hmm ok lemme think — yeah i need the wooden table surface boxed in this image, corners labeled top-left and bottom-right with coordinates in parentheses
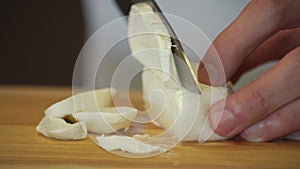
top-left (1, 85), bottom-right (300, 169)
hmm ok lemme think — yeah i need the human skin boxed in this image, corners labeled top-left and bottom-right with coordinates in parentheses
top-left (198, 0), bottom-right (300, 142)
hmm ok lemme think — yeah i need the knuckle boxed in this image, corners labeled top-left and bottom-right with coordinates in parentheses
top-left (284, 46), bottom-right (300, 70)
top-left (277, 100), bottom-right (300, 125)
top-left (270, 0), bottom-right (292, 8)
top-left (292, 47), bottom-right (300, 66)
top-left (248, 87), bottom-right (270, 115)
top-left (253, 0), bottom-right (291, 12)
top-left (266, 0), bottom-right (293, 13)
top-left (276, 108), bottom-right (292, 124)
top-left (252, 0), bottom-right (294, 26)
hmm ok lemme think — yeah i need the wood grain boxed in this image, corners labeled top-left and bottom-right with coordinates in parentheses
top-left (0, 85), bottom-right (300, 169)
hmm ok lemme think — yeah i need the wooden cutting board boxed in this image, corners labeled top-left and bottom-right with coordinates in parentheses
top-left (0, 85), bottom-right (299, 169)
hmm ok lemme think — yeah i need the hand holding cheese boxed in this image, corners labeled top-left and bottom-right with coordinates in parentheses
top-left (198, 0), bottom-right (300, 142)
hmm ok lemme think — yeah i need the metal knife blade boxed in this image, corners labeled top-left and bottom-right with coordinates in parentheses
top-left (116, 0), bottom-right (201, 94)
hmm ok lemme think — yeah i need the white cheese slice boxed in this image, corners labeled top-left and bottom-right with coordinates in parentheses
top-left (36, 88), bottom-right (138, 140)
top-left (45, 88), bottom-right (116, 118)
top-left (128, 3), bottom-right (174, 82)
top-left (73, 107), bottom-right (137, 134)
top-left (128, 3), bottom-right (229, 142)
top-left (36, 116), bottom-right (87, 140)
top-left (97, 135), bottom-right (167, 154)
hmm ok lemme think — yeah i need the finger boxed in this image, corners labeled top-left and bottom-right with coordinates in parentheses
top-left (198, 0), bottom-right (300, 85)
top-left (241, 97), bottom-right (300, 142)
top-left (232, 27), bottom-right (300, 82)
top-left (209, 46), bottom-right (300, 137)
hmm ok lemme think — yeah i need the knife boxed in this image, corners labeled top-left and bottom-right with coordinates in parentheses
top-left (115, 0), bottom-right (202, 94)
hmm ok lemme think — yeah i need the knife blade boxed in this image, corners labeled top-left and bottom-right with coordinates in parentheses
top-left (115, 0), bottom-right (202, 94)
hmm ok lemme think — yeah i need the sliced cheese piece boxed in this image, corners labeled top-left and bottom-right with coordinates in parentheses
top-left (45, 88), bottom-right (116, 118)
top-left (129, 3), bottom-right (229, 142)
top-left (37, 88), bottom-right (139, 140)
top-left (97, 135), bottom-right (167, 154)
top-left (73, 107), bottom-right (138, 134)
top-left (36, 116), bottom-right (87, 140)
top-left (128, 3), bottom-right (174, 82)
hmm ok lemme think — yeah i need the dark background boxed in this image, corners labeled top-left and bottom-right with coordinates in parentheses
top-left (0, 0), bottom-right (84, 86)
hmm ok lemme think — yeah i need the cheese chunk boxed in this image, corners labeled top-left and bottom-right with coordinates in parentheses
top-left (128, 3), bottom-right (229, 142)
top-left (73, 107), bottom-right (137, 134)
top-left (36, 116), bottom-right (87, 140)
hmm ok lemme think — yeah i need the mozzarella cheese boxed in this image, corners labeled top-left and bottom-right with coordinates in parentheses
top-left (36, 116), bottom-right (87, 140)
top-left (36, 88), bottom-right (138, 140)
top-left (97, 135), bottom-right (166, 154)
top-left (128, 3), bottom-right (229, 142)
top-left (73, 107), bottom-right (137, 134)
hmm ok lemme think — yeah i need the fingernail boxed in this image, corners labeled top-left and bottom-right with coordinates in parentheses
top-left (242, 121), bottom-right (266, 142)
top-left (210, 106), bottom-right (236, 136)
